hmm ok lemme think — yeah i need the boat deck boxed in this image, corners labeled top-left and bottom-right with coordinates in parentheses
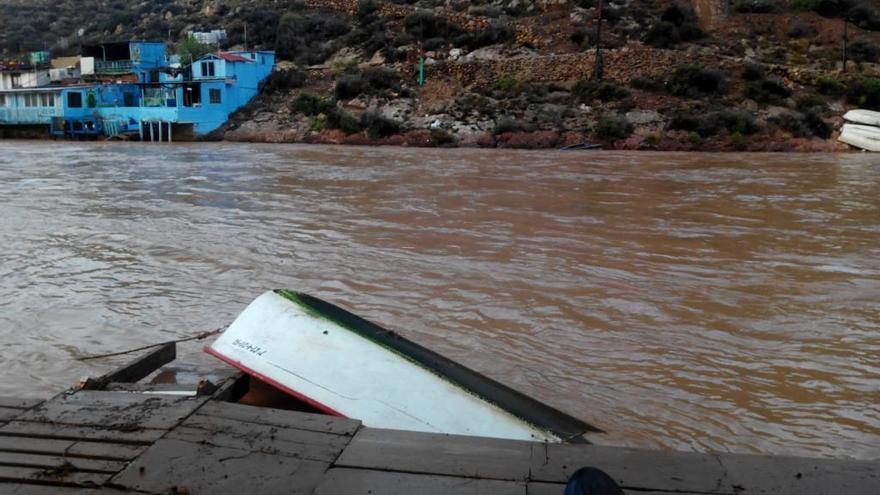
top-left (0, 347), bottom-right (876, 494)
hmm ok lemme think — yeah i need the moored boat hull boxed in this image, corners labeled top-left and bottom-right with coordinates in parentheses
top-left (843, 109), bottom-right (880, 127)
top-left (839, 124), bottom-right (880, 151)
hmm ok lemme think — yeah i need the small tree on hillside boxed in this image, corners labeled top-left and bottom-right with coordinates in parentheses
top-left (176, 36), bottom-right (213, 64)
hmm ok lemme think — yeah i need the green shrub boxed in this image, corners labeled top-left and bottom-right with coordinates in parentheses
top-left (264, 70), bottom-right (307, 92)
top-left (357, 0), bottom-right (379, 18)
top-left (324, 108), bottom-right (363, 134)
top-left (846, 78), bottom-right (880, 110)
top-left (404, 11), bottom-right (456, 40)
top-left (791, 0), bottom-right (822, 11)
top-left (730, 131), bottom-right (747, 151)
top-left (594, 114), bottom-right (633, 140)
top-left (290, 93), bottom-right (334, 116)
top-left (453, 22), bottom-right (512, 50)
top-left (791, 0), bottom-right (850, 16)
top-left (768, 110), bottom-right (831, 138)
top-left (430, 128), bottom-right (456, 146)
top-left (645, 4), bottom-right (705, 48)
top-left (360, 111), bottom-right (401, 139)
top-left (492, 75), bottom-right (521, 94)
top-left (644, 21), bottom-right (680, 48)
top-left (734, 0), bottom-right (782, 13)
top-left (849, 39), bottom-right (879, 64)
top-left (668, 65), bottom-right (728, 98)
top-left (572, 79), bottom-right (630, 103)
top-left (745, 76), bottom-right (792, 104)
top-left (363, 67), bottom-right (400, 90)
top-left (848, 4), bottom-right (880, 31)
top-left (335, 67), bottom-right (401, 100)
top-left (795, 93), bottom-right (829, 114)
top-left (741, 62), bottom-right (766, 82)
top-left (276, 11), bottom-right (351, 63)
top-left (805, 110), bottom-right (832, 138)
top-left (670, 108), bottom-right (758, 137)
top-left (308, 116), bottom-right (326, 132)
top-left (176, 36), bottom-right (213, 62)
top-left (493, 117), bottom-right (524, 135)
top-left (630, 76), bottom-right (664, 92)
top-left (787, 21), bottom-right (817, 38)
top-left (816, 77), bottom-right (847, 97)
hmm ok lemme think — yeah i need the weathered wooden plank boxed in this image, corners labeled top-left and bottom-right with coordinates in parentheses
top-left (111, 438), bottom-right (330, 494)
top-left (15, 391), bottom-right (207, 431)
top-left (68, 442), bottom-right (146, 461)
top-left (197, 400), bottom-right (361, 436)
top-left (0, 485), bottom-right (130, 494)
top-left (84, 343), bottom-right (176, 390)
top-left (334, 428), bottom-right (533, 481)
top-left (526, 483), bottom-right (707, 495)
top-left (0, 408), bottom-right (23, 423)
top-left (0, 436), bottom-right (144, 461)
top-left (528, 443), bottom-right (732, 493)
top-left (0, 437), bottom-right (74, 455)
top-left (166, 414), bottom-right (351, 462)
top-left (719, 452), bottom-right (880, 495)
top-left (525, 482), bottom-right (566, 495)
top-left (313, 468), bottom-right (527, 495)
top-left (0, 398), bottom-right (42, 410)
top-left (0, 465), bottom-right (110, 486)
top-left (104, 382), bottom-right (198, 395)
top-left (0, 421), bottom-right (164, 445)
top-left (0, 452), bottom-right (127, 473)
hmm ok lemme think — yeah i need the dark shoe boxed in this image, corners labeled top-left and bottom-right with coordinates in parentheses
top-left (563, 467), bottom-right (624, 495)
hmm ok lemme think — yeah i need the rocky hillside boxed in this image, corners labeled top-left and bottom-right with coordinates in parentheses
top-left (2, 0), bottom-right (880, 150)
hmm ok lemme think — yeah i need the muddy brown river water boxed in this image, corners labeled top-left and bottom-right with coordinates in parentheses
top-left (0, 141), bottom-right (877, 459)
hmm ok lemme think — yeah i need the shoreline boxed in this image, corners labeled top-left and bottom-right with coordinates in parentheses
top-left (0, 132), bottom-right (858, 152)
top-left (222, 126), bottom-right (853, 152)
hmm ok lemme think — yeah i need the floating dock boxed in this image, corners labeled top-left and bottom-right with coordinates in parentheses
top-left (0, 344), bottom-right (876, 494)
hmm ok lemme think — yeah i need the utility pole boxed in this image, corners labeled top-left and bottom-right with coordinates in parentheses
top-left (842, 17), bottom-right (849, 73)
top-left (593, 0), bottom-right (604, 81)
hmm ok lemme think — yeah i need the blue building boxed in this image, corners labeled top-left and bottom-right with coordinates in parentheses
top-left (1, 41), bottom-right (274, 140)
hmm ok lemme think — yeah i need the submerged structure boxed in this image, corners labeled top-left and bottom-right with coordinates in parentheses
top-left (0, 41), bottom-right (275, 140)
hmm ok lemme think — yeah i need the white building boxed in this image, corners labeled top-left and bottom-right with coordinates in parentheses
top-left (0, 68), bottom-right (51, 90)
top-left (189, 30), bottom-right (227, 46)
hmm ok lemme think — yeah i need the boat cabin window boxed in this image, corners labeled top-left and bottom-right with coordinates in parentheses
top-left (67, 92), bottom-right (83, 108)
top-left (23, 94), bottom-right (38, 107)
top-left (0, 95), bottom-right (6, 107)
top-left (40, 94), bottom-right (55, 107)
top-left (209, 88), bottom-right (222, 104)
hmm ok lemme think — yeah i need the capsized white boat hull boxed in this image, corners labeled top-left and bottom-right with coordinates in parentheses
top-left (839, 124), bottom-right (880, 151)
top-left (842, 123), bottom-right (880, 140)
top-left (206, 290), bottom-right (596, 442)
top-left (843, 109), bottom-right (880, 127)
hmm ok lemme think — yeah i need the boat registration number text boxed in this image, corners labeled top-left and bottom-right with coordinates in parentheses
top-left (231, 339), bottom-right (268, 357)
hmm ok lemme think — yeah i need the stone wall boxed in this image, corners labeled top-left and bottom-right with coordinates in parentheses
top-left (424, 45), bottom-right (715, 88)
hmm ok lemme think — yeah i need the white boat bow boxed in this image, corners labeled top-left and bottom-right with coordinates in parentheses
top-left (206, 290), bottom-right (598, 443)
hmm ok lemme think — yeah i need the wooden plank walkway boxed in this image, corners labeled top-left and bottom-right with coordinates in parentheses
top-left (0, 389), bottom-right (877, 494)
top-left (0, 345), bottom-right (875, 494)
